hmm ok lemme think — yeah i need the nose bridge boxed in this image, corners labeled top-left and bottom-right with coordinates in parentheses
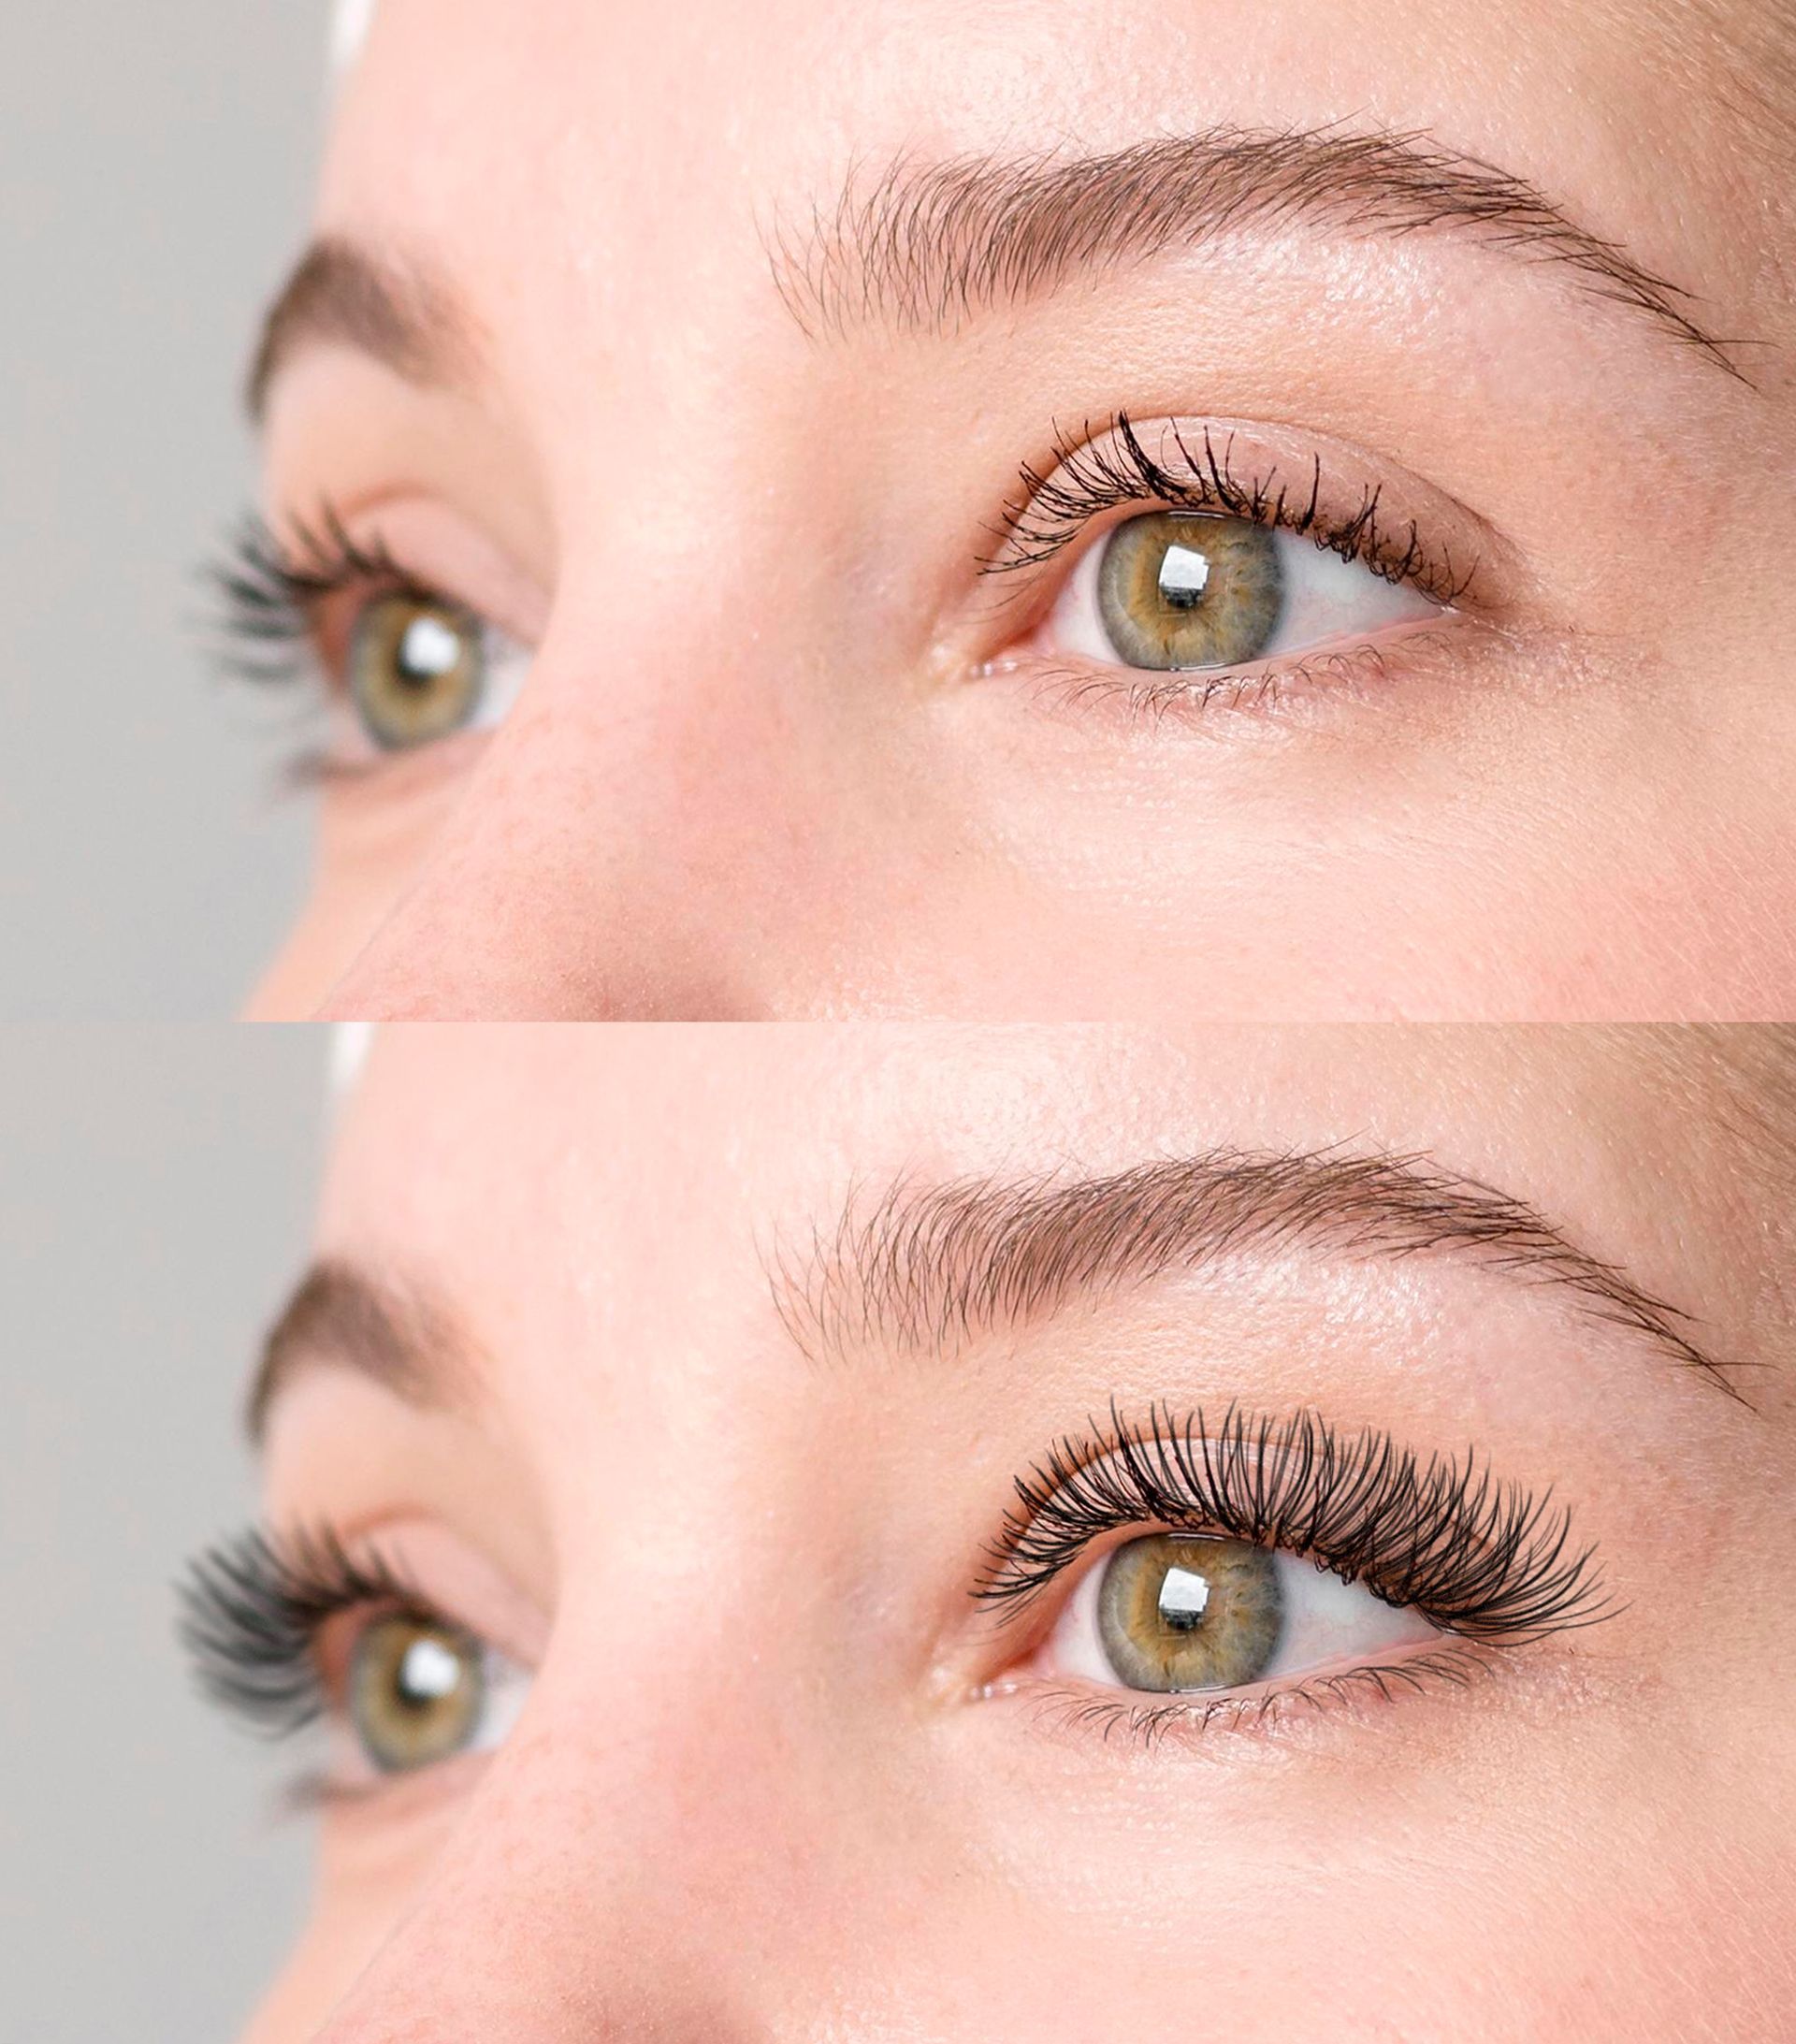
top-left (315, 616), bottom-right (824, 1020)
top-left (311, 1617), bottom-right (845, 2041)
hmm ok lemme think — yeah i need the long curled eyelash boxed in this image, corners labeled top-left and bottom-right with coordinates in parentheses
top-left (977, 1402), bottom-right (1614, 1646)
top-left (203, 503), bottom-right (410, 689)
top-left (177, 1524), bottom-right (418, 1739)
top-left (980, 413), bottom-right (1475, 606)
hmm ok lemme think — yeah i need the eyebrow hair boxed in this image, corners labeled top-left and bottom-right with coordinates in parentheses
top-left (767, 126), bottom-right (1743, 379)
top-left (771, 1149), bottom-right (1741, 1398)
top-left (247, 237), bottom-right (480, 420)
top-left (249, 1145), bottom-right (1744, 1441)
top-left (246, 1257), bottom-right (478, 1441)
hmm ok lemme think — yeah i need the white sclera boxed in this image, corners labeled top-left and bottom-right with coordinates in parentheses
top-left (1048, 520), bottom-right (1440, 673)
top-left (1047, 1540), bottom-right (1440, 1694)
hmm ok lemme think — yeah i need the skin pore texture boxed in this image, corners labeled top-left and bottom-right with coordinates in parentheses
top-left (231, 1023), bottom-right (1796, 2040)
top-left (236, 0), bottom-right (1796, 1021)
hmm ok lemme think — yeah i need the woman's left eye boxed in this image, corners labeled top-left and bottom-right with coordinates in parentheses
top-left (343, 591), bottom-right (529, 754)
top-left (1038, 1531), bottom-right (1439, 1696)
top-left (1038, 511), bottom-right (1441, 674)
top-left (341, 1610), bottom-right (530, 1776)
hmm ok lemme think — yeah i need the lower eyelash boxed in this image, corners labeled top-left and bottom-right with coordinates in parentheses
top-left (1021, 1643), bottom-right (1496, 1753)
top-left (1011, 637), bottom-right (1428, 728)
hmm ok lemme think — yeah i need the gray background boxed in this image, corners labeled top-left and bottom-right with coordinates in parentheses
top-left (2, 7), bottom-right (326, 1019)
top-left (1, 1029), bottom-right (325, 2040)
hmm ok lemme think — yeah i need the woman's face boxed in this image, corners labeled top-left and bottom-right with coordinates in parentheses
top-left (239, 0), bottom-right (1796, 1021)
top-left (227, 1024), bottom-right (1796, 2038)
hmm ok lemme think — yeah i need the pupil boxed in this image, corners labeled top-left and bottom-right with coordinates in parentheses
top-left (397, 613), bottom-right (462, 686)
top-left (1156, 544), bottom-right (1211, 610)
top-left (397, 1633), bottom-right (463, 1709)
top-left (1156, 1564), bottom-right (1211, 1631)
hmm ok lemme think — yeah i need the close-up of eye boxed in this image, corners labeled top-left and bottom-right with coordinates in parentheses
top-left (1043, 511), bottom-right (1441, 675)
top-left (178, 1527), bottom-right (532, 1794)
top-left (975, 1405), bottom-right (1615, 1735)
top-left (978, 415), bottom-right (1472, 704)
top-left (211, 515), bottom-right (531, 773)
top-left (1038, 1529), bottom-right (1438, 1696)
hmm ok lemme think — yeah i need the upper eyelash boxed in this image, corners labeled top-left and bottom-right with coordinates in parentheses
top-left (976, 1401), bottom-right (1614, 1645)
top-left (979, 413), bottom-right (1475, 606)
top-left (204, 504), bottom-right (413, 689)
top-left (177, 1524), bottom-right (421, 1739)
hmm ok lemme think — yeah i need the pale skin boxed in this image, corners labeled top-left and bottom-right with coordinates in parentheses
top-left (238, 0), bottom-right (1796, 1022)
top-left (239, 1024), bottom-right (1796, 2039)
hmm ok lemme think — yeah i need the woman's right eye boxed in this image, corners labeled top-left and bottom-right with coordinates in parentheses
top-left (340, 1609), bottom-right (531, 1778)
top-left (340, 590), bottom-right (530, 757)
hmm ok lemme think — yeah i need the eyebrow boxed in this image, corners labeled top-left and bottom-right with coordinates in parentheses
top-left (249, 1145), bottom-right (1740, 1441)
top-left (247, 237), bottom-right (481, 420)
top-left (772, 1149), bottom-right (1739, 1396)
top-left (247, 1257), bottom-right (479, 1441)
top-left (249, 125), bottom-right (1742, 422)
top-left (774, 125), bottom-right (1741, 376)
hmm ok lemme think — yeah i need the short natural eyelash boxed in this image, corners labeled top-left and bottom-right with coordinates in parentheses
top-left (177, 1524), bottom-right (421, 1740)
top-left (980, 413), bottom-right (1475, 606)
top-left (976, 1401), bottom-right (1614, 1646)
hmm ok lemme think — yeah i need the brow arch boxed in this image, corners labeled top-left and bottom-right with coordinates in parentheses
top-left (767, 126), bottom-right (1743, 379)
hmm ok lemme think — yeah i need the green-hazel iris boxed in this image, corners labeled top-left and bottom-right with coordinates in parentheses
top-left (1095, 512), bottom-right (1284, 670)
top-left (1095, 1532), bottom-right (1284, 1691)
top-left (348, 1612), bottom-right (485, 1773)
top-left (348, 592), bottom-right (487, 751)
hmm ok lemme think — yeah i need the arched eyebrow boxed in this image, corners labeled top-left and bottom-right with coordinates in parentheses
top-left (248, 1146), bottom-right (1742, 1444)
top-left (246, 237), bottom-right (483, 421)
top-left (248, 126), bottom-right (1745, 423)
top-left (246, 1257), bottom-right (480, 1442)
top-left (766, 127), bottom-right (1744, 377)
top-left (770, 1149), bottom-right (1742, 1397)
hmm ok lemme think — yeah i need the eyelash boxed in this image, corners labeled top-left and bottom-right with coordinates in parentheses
top-left (181, 1411), bottom-right (1606, 1763)
top-left (178, 1524), bottom-right (425, 1741)
top-left (979, 412), bottom-right (1474, 608)
top-left (977, 1401), bottom-right (1610, 1643)
top-left (206, 507), bottom-right (425, 691)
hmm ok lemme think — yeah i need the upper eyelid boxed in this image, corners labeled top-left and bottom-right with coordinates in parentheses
top-left (975, 413), bottom-right (1490, 610)
top-left (975, 1404), bottom-right (1611, 1646)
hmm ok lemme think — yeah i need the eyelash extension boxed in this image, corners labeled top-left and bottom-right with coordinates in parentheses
top-left (980, 413), bottom-right (1475, 606)
top-left (977, 1402), bottom-right (1613, 1646)
top-left (177, 1524), bottom-right (420, 1739)
top-left (203, 503), bottom-right (413, 689)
